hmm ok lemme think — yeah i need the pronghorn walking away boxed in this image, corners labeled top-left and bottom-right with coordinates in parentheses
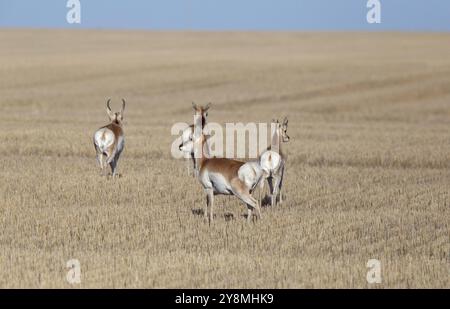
top-left (179, 102), bottom-right (211, 177)
top-left (93, 99), bottom-right (126, 177)
top-left (259, 117), bottom-right (289, 206)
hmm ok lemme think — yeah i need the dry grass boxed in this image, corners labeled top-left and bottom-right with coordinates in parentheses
top-left (0, 29), bottom-right (449, 288)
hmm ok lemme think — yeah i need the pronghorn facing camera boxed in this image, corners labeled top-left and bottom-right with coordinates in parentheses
top-left (93, 98), bottom-right (126, 177)
top-left (179, 102), bottom-right (211, 177)
top-left (184, 109), bottom-right (264, 224)
top-left (181, 134), bottom-right (263, 224)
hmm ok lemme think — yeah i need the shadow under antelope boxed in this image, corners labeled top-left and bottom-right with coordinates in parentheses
top-left (93, 98), bottom-right (126, 177)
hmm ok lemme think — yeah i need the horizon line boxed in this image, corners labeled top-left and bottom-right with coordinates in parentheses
top-left (1, 26), bottom-right (449, 34)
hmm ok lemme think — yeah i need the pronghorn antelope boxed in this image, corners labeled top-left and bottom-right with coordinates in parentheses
top-left (180, 108), bottom-right (264, 223)
top-left (259, 117), bottom-right (289, 206)
top-left (258, 150), bottom-right (281, 205)
top-left (93, 99), bottom-right (126, 177)
top-left (180, 133), bottom-right (264, 223)
top-left (179, 102), bottom-right (211, 177)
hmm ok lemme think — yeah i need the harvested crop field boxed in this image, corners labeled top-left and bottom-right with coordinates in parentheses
top-left (0, 29), bottom-right (449, 288)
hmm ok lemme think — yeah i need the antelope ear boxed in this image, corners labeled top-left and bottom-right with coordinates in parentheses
top-left (204, 102), bottom-right (211, 111)
top-left (192, 102), bottom-right (198, 110)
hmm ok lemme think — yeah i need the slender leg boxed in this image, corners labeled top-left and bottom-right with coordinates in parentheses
top-left (95, 144), bottom-right (106, 176)
top-left (103, 152), bottom-right (112, 176)
top-left (252, 195), bottom-right (262, 220)
top-left (267, 176), bottom-right (274, 195)
top-left (106, 147), bottom-right (122, 178)
top-left (191, 154), bottom-right (197, 178)
top-left (231, 179), bottom-right (259, 223)
top-left (267, 176), bottom-right (275, 206)
top-left (247, 205), bottom-right (253, 223)
top-left (258, 184), bottom-right (262, 209)
top-left (105, 149), bottom-right (115, 176)
top-left (205, 194), bottom-right (209, 222)
top-left (96, 152), bottom-right (103, 174)
top-left (205, 189), bottom-right (213, 223)
top-left (244, 197), bottom-right (261, 222)
top-left (110, 159), bottom-right (116, 177)
top-left (258, 174), bottom-right (266, 208)
top-left (209, 191), bottom-right (214, 224)
top-left (271, 178), bottom-right (277, 207)
top-left (272, 175), bottom-right (281, 206)
top-left (237, 193), bottom-right (259, 222)
top-left (279, 165), bottom-right (285, 205)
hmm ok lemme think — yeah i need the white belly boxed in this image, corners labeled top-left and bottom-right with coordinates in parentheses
top-left (201, 171), bottom-right (233, 195)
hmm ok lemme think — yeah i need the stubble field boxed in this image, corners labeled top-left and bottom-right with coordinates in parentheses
top-left (0, 29), bottom-right (449, 288)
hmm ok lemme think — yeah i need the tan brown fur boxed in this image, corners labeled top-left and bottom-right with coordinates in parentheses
top-left (99, 122), bottom-right (123, 155)
top-left (193, 119), bottom-right (261, 223)
top-left (199, 158), bottom-right (244, 182)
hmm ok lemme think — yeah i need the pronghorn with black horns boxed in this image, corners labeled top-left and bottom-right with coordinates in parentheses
top-left (179, 106), bottom-right (264, 224)
top-left (93, 98), bottom-right (126, 177)
top-left (179, 102), bottom-right (211, 177)
top-left (259, 117), bottom-right (289, 206)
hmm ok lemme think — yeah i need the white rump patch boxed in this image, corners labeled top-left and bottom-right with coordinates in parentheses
top-left (259, 150), bottom-right (281, 175)
top-left (238, 161), bottom-right (263, 191)
top-left (94, 128), bottom-right (115, 154)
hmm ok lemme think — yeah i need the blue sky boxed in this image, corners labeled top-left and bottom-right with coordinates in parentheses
top-left (0, 0), bottom-right (449, 31)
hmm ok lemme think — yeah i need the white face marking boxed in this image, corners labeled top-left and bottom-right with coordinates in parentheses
top-left (181, 126), bottom-right (193, 143)
top-left (180, 140), bottom-right (193, 153)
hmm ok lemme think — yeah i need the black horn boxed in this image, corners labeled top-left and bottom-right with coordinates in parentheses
top-left (106, 98), bottom-right (112, 111)
top-left (121, 98), bottom-right (126, 112)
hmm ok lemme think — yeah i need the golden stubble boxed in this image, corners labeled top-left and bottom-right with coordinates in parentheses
top-left (0, 30), bottom-right (449, 288)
